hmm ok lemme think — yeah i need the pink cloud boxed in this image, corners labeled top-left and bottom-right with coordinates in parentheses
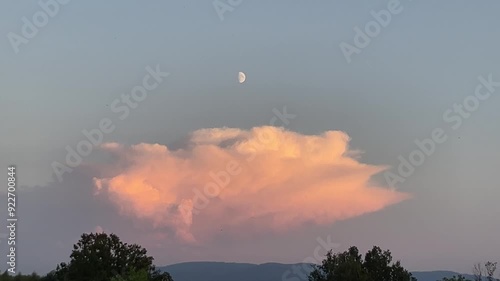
top-left (93, 126), bottom-right (410, 243)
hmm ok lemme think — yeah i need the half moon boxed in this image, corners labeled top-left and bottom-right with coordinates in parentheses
top-left (238, 72), bottom-right (246, 84)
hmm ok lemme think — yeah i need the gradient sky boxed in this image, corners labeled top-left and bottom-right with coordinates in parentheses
top-left (1, 0), bottom-right (499, 275)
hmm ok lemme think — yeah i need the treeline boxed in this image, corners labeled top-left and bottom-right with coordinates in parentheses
top-left (0, 232), bottom-right (498, 281)
top-left (0, 272), bottom-right (43, 281)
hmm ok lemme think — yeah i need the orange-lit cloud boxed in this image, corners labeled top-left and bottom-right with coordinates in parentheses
top-left (93, 126), bottom-right (410, 243)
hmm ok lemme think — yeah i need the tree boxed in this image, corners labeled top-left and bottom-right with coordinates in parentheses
top-left (0, 271), bottom-right (43, 281)
top-left (308, 246), bottom-right (367, 281)
top-left (149, 268), bottom-right (173, 281)
top-left (308, 246), bottom-right (416, 281)
top-left (485, 261), bottom-right (498, 281)
top-left (54, 232), bottom-right (173, 281)
top-left (473, 263), bottom-right (483, 281)
top-left (0, 271), bottom-right (10, 281)
top-left (364, 246), bottom-right (393, 281)
top-left (440, 275), bottom-right (471, 281)
top-left (40, 271), bottom-right (59, 281)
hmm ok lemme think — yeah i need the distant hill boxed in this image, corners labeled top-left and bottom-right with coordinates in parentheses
top-left (160, 261), bottom-right (482, 281)
top-left (411, 271), bottom-right (479, 281)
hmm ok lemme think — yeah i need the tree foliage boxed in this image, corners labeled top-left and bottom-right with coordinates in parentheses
top-left (485, 262), bottom-right (498, 281)
top-left (308, 246), bottom-right (416, 281)
top-left (110, 268), bottom-right (149, 281)
top-left (440, 275), bottom-right (470, 281)
top-left (53, 232), bottom-right (172, 281)
top-left (0, 271), bottom-right (41, 281)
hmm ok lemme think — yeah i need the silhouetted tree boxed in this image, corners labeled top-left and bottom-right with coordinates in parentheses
top-left (485, 262), bottom-right (498, 281)
top-left (40, 271), bottom-right (59, 281)
top-left (473, 263), bottom-right (484, 281)
top-left (440, 275), bottom-right (471, 281)
top-left (53, 232), bottom-right (173, 281)
top-left (308, 246), bottom-right (416, 281)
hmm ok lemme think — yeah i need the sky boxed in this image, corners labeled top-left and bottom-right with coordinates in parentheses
top-left (1, 0), bottom-right (500, 275)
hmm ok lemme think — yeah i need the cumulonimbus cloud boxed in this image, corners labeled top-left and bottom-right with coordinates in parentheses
top-left (93, 126), bottom-right (410, 243)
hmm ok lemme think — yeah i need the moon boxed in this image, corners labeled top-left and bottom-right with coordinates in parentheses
top-left (238, 72), bottom-right (246, 84)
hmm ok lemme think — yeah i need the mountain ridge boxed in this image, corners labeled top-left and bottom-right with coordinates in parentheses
top-left (159, 261), bottom-right (482, 281)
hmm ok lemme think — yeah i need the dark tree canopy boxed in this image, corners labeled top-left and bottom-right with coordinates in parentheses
top-left (53, 232), bottom-right (172, 281)
top-left (440, 275), bottom-right (470, 281)
top-left (308, 246), bottom-right (416, 281)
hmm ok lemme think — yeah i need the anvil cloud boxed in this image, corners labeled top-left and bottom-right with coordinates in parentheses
top-left (93, 126), bottom-right (410, 243)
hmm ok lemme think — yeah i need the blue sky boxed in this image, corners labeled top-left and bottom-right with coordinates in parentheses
top-left (1, 0), bottom-right (499, 275)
